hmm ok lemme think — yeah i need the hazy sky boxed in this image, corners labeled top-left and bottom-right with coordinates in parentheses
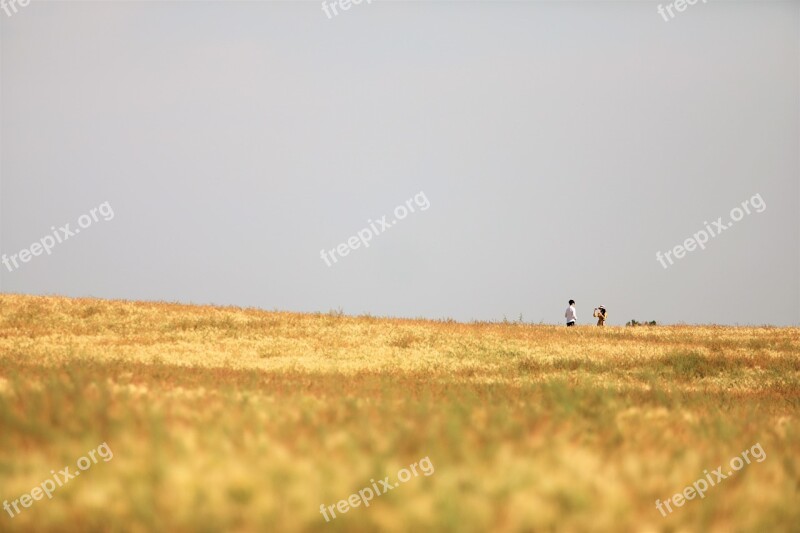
top-left (1, 1), bottom-right (798, 326)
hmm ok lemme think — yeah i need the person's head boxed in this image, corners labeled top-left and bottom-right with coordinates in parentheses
top-left (569, 300), bottom-right (575, 306)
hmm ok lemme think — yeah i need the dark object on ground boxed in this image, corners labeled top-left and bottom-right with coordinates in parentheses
top-left (626, 319), bottom-right (657, 327)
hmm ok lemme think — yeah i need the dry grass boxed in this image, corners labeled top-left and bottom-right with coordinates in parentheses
top-left (0, 294), bottom-right (798, 532)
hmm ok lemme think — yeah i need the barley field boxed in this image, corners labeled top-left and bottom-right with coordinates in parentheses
top-left (0, 294), bottom-right (798, 532)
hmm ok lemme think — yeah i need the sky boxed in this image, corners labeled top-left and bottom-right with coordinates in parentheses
top-left (1, 0), bottom-right (798, 326)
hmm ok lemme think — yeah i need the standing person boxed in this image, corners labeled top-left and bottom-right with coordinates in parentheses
top-left (565, 300), bottom-right (577, 326)
top-left (593, 305), bottom-right (607, 326)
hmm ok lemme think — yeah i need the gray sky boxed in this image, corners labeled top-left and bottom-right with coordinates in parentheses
top-left (1, 0), bottom-right (798, 326)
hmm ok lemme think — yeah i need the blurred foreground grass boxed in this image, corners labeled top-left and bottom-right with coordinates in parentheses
top-left (0, 294), bottom-right (798, 532)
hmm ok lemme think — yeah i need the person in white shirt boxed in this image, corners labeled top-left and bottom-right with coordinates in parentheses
top-left (565, 300), bottom-right (577, 326)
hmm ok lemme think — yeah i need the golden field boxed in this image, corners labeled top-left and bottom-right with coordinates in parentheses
top-left (0, 294), bottom-right (798, 533)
